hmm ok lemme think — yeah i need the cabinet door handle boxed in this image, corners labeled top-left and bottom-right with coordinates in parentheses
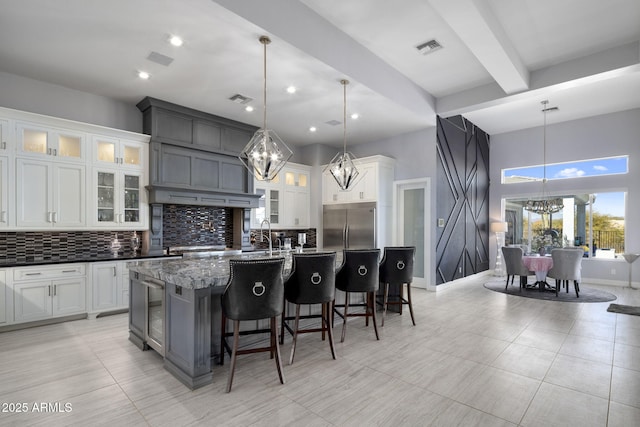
top-left (47, 147), bottom-right (52, 155)
top-left (1, 211), bottom-right (6, 222)
top-left (47, 212), bottom-right (53, 223)
top-left (53, 285), bottom-right (57, 296)
top-left (25, 272), bottom-right (42, 276)
top-left (52, 212), bottom-right (58, 223)
top-left (113, 267), bottom-right (117, 277)
top-left (1, 141), bottom-right (6, 149)
top-left (62, 269), bottom-right (77, 273)
top-left (53, 148), bottom-right (57, 156)
top-left (48, 285), bottom-right (51, 297)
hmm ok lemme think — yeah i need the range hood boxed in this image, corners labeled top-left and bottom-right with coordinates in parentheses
top-left (138, 97), bottom-right (260, 208)
top-left (147, 185), bottom-right (260, 208)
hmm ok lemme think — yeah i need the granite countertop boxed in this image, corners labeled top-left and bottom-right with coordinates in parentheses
top-left (127, 248), bottom-right (340, 290)
top-left (0, 253), bottom-right (179, 268)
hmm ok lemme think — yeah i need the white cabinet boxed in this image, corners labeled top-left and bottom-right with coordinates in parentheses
top-left (92, 168), bottom-right (145, 228)
top-left (0, 270), bottom-right (6, 324)
top-left (0, 108), bottom-right (149, 231)
top-left (93, 136), bottom-right (145, 169)
top-left (322, 155), bottom-right (394, 205)
top-left (0, 156), bottom-right (8, 228)
top-left (13, 264), bottom-right (86, 323)
top-left (0, 119), bottom-right (10, 152)
top-left (16, 158), bottom-right (85, 228)
top-left (17, 122), bottom-right (86, 162)
top-left (252, 163), bottom-right (311, 229)
top-left (283, 166), bottom-right (310, 228)
top-left (91, 261), bottom-right (129, 313)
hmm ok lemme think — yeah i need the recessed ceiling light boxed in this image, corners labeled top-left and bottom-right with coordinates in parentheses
top-left (351, 113), bottom-right (359, 120)
top-left (286, 86), bottom-right (297, 94)
top-left (309, 126), bottom-right (317, 132)
top-left (169, 35), bottom-right (183, 47)
top-left (245, 105), bottom-right (254, 112)
top-left (138, 71), bottom-right (150, 80)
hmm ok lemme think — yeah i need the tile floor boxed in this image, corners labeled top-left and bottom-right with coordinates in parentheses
top-left (1, 274), bottom-right (639, 426)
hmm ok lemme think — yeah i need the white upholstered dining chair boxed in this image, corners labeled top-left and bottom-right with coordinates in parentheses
top-left (547, 248), bottom-right (583, 297)
top-left (501, 246), bottom-right (533, 291)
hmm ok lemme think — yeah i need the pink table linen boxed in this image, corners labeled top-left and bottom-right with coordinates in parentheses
top-left (522, 256), bottom-right (554, 282)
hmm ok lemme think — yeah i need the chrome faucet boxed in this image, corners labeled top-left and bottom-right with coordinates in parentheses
top-left (259, 219), bottom-right (273, 256)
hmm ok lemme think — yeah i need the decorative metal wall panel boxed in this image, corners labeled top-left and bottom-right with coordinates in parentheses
top-left (436, 116), bottom-right (490, 284)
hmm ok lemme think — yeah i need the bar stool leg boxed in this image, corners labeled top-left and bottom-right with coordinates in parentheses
top-left (369, 292), bottom-right (379, 340)
top-left (272, 317), bottom-right (285, 385)
top-left (326, 301), bottom-right (336, 359)
top-left (321, 304), bottom-right (326, 341)
top-left (341, 293), bottom-right (350, 343)
top-left (289, 304), bottom-right (301, 365)
top-left (220, 314), bottom-right (226, 366)
top-left (382, 282), bottom-right (389, 326)
top-left (406, 282), bottom-right (416, 326)
top-left (226, 320), bottom-right (240, 392)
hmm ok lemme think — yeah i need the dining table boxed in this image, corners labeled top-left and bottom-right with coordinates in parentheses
top-left (521, 255), bottom-right (554, 292)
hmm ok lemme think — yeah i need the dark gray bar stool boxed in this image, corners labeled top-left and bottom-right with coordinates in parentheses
top-left (379, 246), bottom-right (416, 326)
top-left (333, 249), bottom-right (381, 342)
top-left (281, 252), bottom-right (337, 364)
top-left (220, 258), bottom-right (285, 392)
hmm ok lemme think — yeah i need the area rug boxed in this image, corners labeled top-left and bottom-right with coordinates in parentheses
top-left (607, 304), bottom-right (640, 316)
top-left (483, 280), bottom-right (617, 303)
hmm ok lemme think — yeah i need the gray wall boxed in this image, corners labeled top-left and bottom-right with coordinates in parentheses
top-left (490, 108), bottom-right (640, 285)
top-left (0, 71), bottom-right (141, 132)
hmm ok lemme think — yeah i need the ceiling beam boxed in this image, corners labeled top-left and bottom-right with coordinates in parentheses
top-left (212, 0), bottom-right (436, 124)
top-left (429, 0), bottom-right (529, 94)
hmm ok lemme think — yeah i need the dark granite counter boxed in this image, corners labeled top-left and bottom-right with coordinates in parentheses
top-left (0, 253), bottom-right (178, 268)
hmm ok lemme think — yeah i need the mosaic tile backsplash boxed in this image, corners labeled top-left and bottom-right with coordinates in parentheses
top-left (162, 205), bottom-right (232, 248)
top-left (0, 231), bottom-right (141, 264)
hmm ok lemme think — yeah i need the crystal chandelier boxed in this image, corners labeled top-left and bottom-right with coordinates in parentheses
top-left (524, 100), bottom-right (563, 215)
top-left (239, 36), bottom-right (292, 181)
top-left (325, 79), bottom-right (359, 190)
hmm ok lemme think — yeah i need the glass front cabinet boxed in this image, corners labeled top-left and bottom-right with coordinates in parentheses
top-left (93, 169), bottom-right (144, 228)
top-left (17, 123), bottom-right (85, 162)
top-left (93, 136), bottom-right (144, 168)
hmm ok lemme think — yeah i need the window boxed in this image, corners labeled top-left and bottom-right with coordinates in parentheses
top-left (504, 191), bottom-right (625, 259)
top-left (503, 156), bottom-right (628, 183)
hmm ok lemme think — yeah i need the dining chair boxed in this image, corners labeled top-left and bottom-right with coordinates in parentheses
top-left (333, 249), bottom-right (381, 342)
top-left (281, 252), bottom-right (337, 364)
top-left (547, 248), bottom-right (582, 297)
top-left (501, 246), bottom-right (533, 290)
top-left (220, 258), bottom-right (285, 392)
top-left (379, 246), bottom-right (416, 326)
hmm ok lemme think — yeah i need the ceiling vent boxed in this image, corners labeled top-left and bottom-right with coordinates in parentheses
top-left (325, 120), bottom-right (342, 126)
top-left (228, 94), bottom-right (253, 104)
top-left (147, 51), bottom-right (174, 66)
top-left (416, 39), bottom-right (442, 55)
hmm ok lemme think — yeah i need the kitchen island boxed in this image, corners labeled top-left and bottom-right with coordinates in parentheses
top-left (127, 250), bottom-right (327, 389)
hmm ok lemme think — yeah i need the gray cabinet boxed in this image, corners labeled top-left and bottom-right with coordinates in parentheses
top-left (138, 97), bottom-right (255, 156)
top-left (148, 143), bottom-right (258, 207)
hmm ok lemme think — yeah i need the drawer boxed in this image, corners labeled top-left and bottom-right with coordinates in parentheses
top-left (13, 263), bottom-right (86, 281)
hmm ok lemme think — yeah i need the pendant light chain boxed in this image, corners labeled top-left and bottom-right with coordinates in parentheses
top-left (260, 36), bottom-right (270, 131)
top-left (342, 79), bottom-right (348, 155)
top-left (542, 100), bottom-right (548, 187)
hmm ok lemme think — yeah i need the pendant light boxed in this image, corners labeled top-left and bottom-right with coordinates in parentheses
top-left (239, 35), bottom-right (292, 181)
top-left (325, 79), bottom-right (359, 190)
top-left (524, 100), bottom-right (564, 215)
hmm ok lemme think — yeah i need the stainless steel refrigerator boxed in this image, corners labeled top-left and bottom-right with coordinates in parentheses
top-left (323, 202), bottom-right (376, 250)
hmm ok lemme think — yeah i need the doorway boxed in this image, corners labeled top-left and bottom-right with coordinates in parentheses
top-left (393, 179), bottom-right (430, 288)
